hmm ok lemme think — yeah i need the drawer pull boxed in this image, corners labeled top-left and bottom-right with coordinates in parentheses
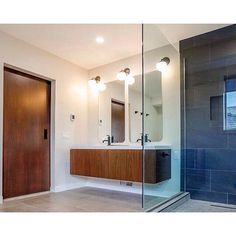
top-left (161, 152), bottom-right (169, 158)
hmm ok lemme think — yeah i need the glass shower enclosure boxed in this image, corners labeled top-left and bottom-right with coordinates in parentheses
top-left (142, 24), bottom-right (183, 210)
top-left (180, 25), bottom-right (236, 205)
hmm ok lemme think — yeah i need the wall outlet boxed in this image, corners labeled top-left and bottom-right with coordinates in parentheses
top-left (70, 114), bottom-right (75, 121)
top-left (120, 181), bottom-right (133, 187)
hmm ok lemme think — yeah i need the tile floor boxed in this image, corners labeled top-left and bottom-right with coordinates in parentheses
top-left (0, 187), bottom-right (142, 212)
top-left (144, 195), bottom-right (167, 210)
top-left (172, 199), bottom-right (236, 212)
top-left (2, 187), bottom-right (234, 212)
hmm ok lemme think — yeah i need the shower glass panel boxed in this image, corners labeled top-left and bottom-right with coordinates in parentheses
top-left (180, 25), bottom-right (236, 205)
top-left (142, 24), bottom-right (182, 210)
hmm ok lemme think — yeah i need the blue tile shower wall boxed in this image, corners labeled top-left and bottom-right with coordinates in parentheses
top-left (180, 25), bottom-right (236, 205)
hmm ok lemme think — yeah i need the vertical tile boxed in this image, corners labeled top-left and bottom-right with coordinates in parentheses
top-left (188, 189), bottom-right (227, 204)
top-left (211, 170), bottom-right (236, 194)
top-left (186, 169), bottom-right (210, 191)
top-left (181, 25), bottom-right (236, 204)
top-left (228, 194), bottom-right (236, 205)
top-left (205, 148), bottom-right (236, 171)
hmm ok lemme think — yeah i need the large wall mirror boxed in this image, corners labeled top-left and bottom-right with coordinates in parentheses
top-left (98, 70), bottom-right (163, 144)
top-left (98, 80), bottom-right (125, 143)
top-left (129, 70), bottom-right (163, 143)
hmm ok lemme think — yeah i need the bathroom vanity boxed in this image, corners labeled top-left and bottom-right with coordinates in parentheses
top-left (70, 64), bottom-right (171, 184)
top-left (70, 146), bottom-right (171, 184)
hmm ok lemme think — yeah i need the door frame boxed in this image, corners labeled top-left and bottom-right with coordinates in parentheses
top-left (1, 63), bottom-right (56, 202)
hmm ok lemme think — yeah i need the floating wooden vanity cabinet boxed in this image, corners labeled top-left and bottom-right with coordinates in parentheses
top-left (108, 150), bottom-right (142, 182)
top-left (70, 149), bottom-right (142, 182)
top-left (70, 149), bottom-right (109, 178)
top-left (70, 148), bottom-right (171, 184)
top-left (144, 149), bottom-right (171, 184)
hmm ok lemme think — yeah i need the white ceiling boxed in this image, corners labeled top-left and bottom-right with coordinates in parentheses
top-left (0, 24), bottom-right (229, 70)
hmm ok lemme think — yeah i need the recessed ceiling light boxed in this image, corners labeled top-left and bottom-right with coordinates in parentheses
top-left (96, 36), bottom-right (104, 44)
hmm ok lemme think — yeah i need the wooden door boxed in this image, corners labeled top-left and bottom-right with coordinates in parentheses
top-left (111, 99), bottom-right (125, 143)
top-left (3, 67), bottom-right (51, 199)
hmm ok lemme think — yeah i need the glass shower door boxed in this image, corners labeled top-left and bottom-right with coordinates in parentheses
top-left (142, 24), bottom-right (182, 210)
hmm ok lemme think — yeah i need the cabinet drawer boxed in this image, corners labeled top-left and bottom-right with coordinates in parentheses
top-left (70, 149), bottom-right (142, 182)
top-left (144, 149), bottom-right (171, 184)
top-left (70, 149), bottom-right (109, 178)
top-left (108, 150), bottom-right (142, 182)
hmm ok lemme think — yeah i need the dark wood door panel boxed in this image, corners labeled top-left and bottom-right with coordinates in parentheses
top-left (3, 68), bottom-right (50, 199)
top-left (111, 100), bottom-right (125, 143)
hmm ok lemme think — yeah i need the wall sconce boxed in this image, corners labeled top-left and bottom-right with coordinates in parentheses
top-left (156, 57), bottom-right (170, 72)
top-left (88, 76), bottom-right (106, 92)
top-left (117, 67), bottom-right (135, 85)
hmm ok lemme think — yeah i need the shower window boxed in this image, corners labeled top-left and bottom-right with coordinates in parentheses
top-left (224, 76), bottom-right (236, 131)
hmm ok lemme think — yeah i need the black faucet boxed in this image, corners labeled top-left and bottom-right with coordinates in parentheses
top-left (102, 135), bottom-right (111, 146)
top-left (136, 134), bottom-right (151, 144)
top-left (136, 138), bottom-right (142, 143)
top-left (144, 134), bottom-right (152, 142)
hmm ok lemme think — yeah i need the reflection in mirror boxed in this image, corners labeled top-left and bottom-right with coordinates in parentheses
top-left (98, 80), bottom-right (125, 143)
top-left (129, 70), bottom-right (163, 143)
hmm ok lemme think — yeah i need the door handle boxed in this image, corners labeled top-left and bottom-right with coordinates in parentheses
top-left (44, 129), bottom-right (48, 140)
top-left (161, 152), bottom-right (169, 158)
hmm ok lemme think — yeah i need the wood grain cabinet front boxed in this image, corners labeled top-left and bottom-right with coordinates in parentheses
top-left (70, 149), bottom-right (171, 184)
top-left (108, 150), bottom-right (142, 182)
top-left (70, 149), bottom-right (142, 182)
top-left (70, 149), bottom-right (109, 178)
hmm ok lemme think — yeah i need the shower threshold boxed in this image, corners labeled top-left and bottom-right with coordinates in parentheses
top-left (147, 192), bottom-right (190, 212)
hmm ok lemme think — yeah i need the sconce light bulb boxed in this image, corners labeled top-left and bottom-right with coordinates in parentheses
top-left (88, 77), bottom-right (106, 92)
top-left (98, 82), bottom-right (107, 91)
top-left (88, 79), bottom-right (96, 88)
top-left (127, 75), bottom-right (135, 85)
top-left (156, 57), bottom-right (170, 72)
top-left (156, 61), bottom-right (168, 72)
top-left (117, 71), bottom-right (126, 81)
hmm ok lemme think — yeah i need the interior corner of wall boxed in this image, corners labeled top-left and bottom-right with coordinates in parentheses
top-left (0, 195), bottom-right (3, 204)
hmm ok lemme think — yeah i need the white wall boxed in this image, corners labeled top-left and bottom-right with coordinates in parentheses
top-left (0, 31), bottom-right (89, 201)
top-left (0, 30), bottom-right (181, 201)
top-left (88, 45), bottom-right (181, 197)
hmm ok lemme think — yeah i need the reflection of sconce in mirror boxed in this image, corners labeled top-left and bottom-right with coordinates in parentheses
top-left (117, 67), bottom-right (135, 85)
top-left (88, 76), bottom-right (106, 92)
top-left (156, 57), bottom-right (170, 72)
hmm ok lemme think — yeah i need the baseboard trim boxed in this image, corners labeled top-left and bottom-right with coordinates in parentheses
top-left (53, 183), bottom-right (85, 192)
top-left (4, 191), bottom-right (50, 202)
top-left (52, 181), bottom-right (142, 195)
top-left (86, 181), bottom-right (142, 195)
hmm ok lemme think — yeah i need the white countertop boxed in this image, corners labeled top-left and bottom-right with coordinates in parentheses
top-left (71, 142), bottom-right (171, 150)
